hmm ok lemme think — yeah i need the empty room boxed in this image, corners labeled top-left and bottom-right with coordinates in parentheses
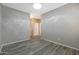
top-left (0, 3), bottom-right (79, 55)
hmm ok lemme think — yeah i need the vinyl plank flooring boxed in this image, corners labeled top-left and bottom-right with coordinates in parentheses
top-left (53, 46), bottom-right (67, 55)
top-left (2, 40), bottom-right (51, 55)
top-left (0, 39), bottom-right (79, 55)
top-left (33, 43), bottom-right (58, 55)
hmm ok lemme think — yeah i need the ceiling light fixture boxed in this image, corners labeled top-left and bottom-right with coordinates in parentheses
top-left (33, 3), bottom-right (42, 10)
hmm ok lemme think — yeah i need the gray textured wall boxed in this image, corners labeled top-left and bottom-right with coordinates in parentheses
top-left (0, 4), bottom-right (2, 52)
top-left (42, 4), bottom-right (79, 49)
top-left (1, 5), bottom-right (30, 45)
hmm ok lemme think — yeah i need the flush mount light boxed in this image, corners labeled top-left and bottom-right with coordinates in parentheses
top-left (33, 3), bottom-right (42, 10)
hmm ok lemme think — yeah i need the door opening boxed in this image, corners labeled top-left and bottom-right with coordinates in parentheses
top-left (29, 15), bottom-right (41, 39)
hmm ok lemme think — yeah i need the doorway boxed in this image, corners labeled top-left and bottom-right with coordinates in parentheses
top-left (29, 17), bottom-right (41, 39)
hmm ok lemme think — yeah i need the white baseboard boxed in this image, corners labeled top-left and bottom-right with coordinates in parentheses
top-left (44, 38), bottom-right (79, 51)
top-left (1, 39), bottom-right (29, 47)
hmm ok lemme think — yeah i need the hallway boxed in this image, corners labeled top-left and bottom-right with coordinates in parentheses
top-left (0, 3), bottom-right (79, 55)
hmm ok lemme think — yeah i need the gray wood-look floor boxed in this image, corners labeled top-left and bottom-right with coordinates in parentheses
top-left (0, 39), bottom-right (79, 55)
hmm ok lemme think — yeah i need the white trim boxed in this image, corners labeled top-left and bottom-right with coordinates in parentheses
top-left (1, 39), bottom-right (29, 47)
top-left (44, 38), bottom-right (79, 51)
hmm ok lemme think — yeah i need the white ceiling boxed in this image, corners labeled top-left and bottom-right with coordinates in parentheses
top-left (2, 3), bottom-right (67, 15)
